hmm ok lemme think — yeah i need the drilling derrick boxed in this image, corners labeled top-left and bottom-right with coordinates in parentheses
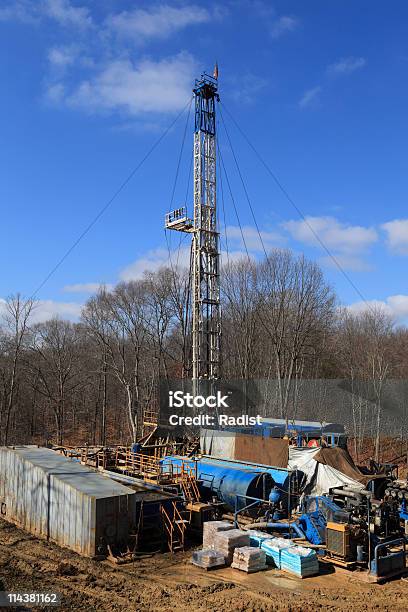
top-left (165, 70), bottom-right (220, 393)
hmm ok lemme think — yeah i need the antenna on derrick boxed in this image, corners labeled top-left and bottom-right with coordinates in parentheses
top-left (165, 67), bottom-right (221, 394)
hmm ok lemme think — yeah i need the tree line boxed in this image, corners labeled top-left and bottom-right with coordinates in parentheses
top-left (1, 249), bottom-right (407, 462)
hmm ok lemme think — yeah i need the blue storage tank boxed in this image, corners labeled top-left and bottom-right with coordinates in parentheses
top-left (197, 456), bottom-right (294, 511)
top-left (162, 456), bottom-right (273, 511)
top-left (162, 457), bottom-right (273, 511)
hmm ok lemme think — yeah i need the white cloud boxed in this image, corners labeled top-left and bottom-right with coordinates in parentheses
top-left (251, 3), bottom-right (298, 39)
top-left (284, 216), bottom-right (377, 251)
top-left (299, 86), bottom-right (321, 108)
top-left (0, 298), bottom-right (83, 323)
top-left (119, 224), bottom-right (282, 284)
top-left (319, 254), bottom-right (372, 272)
top-left (347, 295), bottom-right (408, 323)
top-left (31, 299), bottom-right (83, 322)
top-left (106, 4), bottom-right (210, 42)
top-left (48, 45), bottom-right (78, 68)
top-left (4, 3), bottom-right (209, 120)
top-left (270, 15), bottom-right (298, 39)
top-left (0, 1), bottom-right (37, 23)
top-left (42, 0), bottom-right (92, 29)
top-left (283, 216), bottom-right (377, 270)
top-left (120, 243), bottom-right (255, 281)
top-left (121, 218), bottom-right (375, 282)
top-left (220, 250), bottom-right (255, 266)
top-left (64, 52), bottom-right (197, 116)
top-left (381, 219), bottom-right (408, 254)
top-left (120, 246), bottom-right (191, 281)
top-left (0, 0), bottom-right (92, 28)
top-left (328, 56), bottom-right (366, 76)
top-left (229, 73), bottom-right (268, 105)
top-left (63, 283), bottom-right (113, 294)
top-left (45, 82), bottom-right (66, 104)
top-left (226, 225), bottom-right (284, 252)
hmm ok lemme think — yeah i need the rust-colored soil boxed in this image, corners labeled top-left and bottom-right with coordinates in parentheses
top-left (1, 519), bottom-right (407, 611)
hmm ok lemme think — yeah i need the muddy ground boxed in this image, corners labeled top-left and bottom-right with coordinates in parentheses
top-left (0, 519), bottom-right (407, 611)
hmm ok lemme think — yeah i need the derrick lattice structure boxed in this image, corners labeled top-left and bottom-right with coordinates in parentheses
top-left (165, 72), bottom-right (221, 390)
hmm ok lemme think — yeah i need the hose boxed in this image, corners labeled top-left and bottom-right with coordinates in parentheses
top-left (243, 521), bottom-right (305, 539)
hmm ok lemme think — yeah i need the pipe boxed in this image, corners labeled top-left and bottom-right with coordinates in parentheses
top-left (243, 521), bottom-right (285, 530)
top-left (331, 488), bottom-right (364, 502)
top-left (341, 486), bottom-right (373, 498)
top-left (243, 521), bottom-right (305, 538)
top-left (290, 523), bottom-right (305, 539)
top-left (222, 513), bottom-right (252, 524)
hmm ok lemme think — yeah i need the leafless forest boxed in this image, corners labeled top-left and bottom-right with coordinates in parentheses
top-left (1, 249), bottom-right (407, 462)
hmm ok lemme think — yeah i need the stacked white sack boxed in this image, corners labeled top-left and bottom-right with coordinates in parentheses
top-left (213, 529), bottom-right (250, 564)
top-left (231, 546), bottom-right (267, 573)
top-left (191, 549), bottom-right (225, 570)
top-left (246, 529), bottom-right (275, 548)
top-left (261, 537), bottom-right (294, 568)
top-left (202, 520), bottom-right (234, 550)
top-left (280, 545), bottom-right (319, 578)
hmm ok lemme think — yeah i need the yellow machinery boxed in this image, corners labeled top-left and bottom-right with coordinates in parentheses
top-left (326, 522), bottom-right (351, 559)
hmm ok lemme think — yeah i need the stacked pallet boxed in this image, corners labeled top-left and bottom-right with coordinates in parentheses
top-left (191, 549), bottom-right (226, 570)
top-left (213, 529), bottom-right (250, 564)
top-left (231, 546), bottom-right (267, 573)
top-left (246, 529), bottom-right (275, 548)
top-left (202, 520), bottom-right (234, 550)
top-left (261, 537), bottom-right (294, 568)
top-left (280, 545), bottom-right (319, 578)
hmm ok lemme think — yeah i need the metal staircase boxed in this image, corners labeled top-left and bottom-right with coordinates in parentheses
top-left (142, 407), bottom-right (158, 438)
top-left (160, 501), bottom-right (190, 553)
top-left (185, 437), bottom-right (200, 456)
top-left (180, 473), bottom-right (200, 503)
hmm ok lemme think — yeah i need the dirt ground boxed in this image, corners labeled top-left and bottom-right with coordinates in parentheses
top-left (1, 519), bottom-right (408, 612)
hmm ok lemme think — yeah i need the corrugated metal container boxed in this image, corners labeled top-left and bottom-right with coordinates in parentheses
top-left (0, 446), bottom-right (136, 557)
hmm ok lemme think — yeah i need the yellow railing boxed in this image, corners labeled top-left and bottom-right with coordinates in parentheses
top-left (142, 409), bottom-right (158, 425)
top-left (115, 450), bottom-right (198, 485)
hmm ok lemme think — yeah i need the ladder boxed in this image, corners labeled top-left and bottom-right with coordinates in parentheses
top-left (185, 437), bottom-right (200, 456)
top-left (160, 501), bottom-right (190, 553)
top-left (142, 407), bottom-right (158, 437)
top-left (180, 473), bottom-right (201, 503)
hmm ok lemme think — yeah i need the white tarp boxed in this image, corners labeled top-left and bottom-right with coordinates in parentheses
top-left (288, 447), bottom-right (319, 488)
top-left (288, 446), bottom-right (364, 497)
top-left (313, 463), bottom-right (364, 496)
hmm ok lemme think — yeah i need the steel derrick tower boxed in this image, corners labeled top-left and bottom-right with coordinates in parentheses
top-left (165, 69), bottom-right (220, 391)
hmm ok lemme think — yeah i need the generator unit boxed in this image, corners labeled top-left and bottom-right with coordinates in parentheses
top-left (325, 521), bottom-right (367, 565)
top-left (299, 485), bottom-right (407, 571)
top-left (326, 522), bottom-right (351, 560)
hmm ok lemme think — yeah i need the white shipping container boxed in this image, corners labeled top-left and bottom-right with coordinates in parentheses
top-left (0, 446), bottom-right (136, 557)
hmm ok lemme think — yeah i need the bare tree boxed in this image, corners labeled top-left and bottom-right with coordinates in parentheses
top-left (83, 283), bottom-right (152, 442)
top-left (256, 250), bottom-right (335, 425)
top-left (1, 295), bottom-right (34, 444)
top-left (29, 319), bottom-right (82, 445)
top-left (363, 308), bottom-right (393, 462)
top-left (166, 265), bottom-right (191, 378)
top-left (338, 309), bottom-right (368, 458)
top-left (222, 259), bottom-right (261, 379)
top-left (338, 307), bottom-right (393, 461)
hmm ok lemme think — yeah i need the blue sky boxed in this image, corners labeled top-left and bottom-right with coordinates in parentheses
top-left (2, 0), bottom-right (408, 322)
